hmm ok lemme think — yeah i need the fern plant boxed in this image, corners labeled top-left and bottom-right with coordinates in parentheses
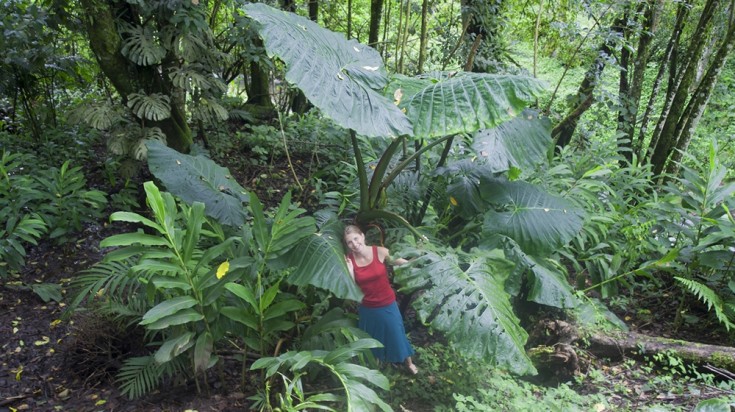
top-left (658, 142), bottom-right (735, 330)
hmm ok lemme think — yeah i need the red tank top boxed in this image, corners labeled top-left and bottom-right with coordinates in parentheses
top-left (349, 246), bottom-right (396, 308)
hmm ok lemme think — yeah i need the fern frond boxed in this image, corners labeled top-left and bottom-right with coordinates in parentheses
top-left (127, 92), bottom-right (171, 121)
top-left (120, 23), bottom-right (166, 66)
top-left (675, 277), bottom-right (735, 331)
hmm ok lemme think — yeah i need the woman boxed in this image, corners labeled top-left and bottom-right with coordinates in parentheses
top-left (343, 225), bottom-right (418, 374)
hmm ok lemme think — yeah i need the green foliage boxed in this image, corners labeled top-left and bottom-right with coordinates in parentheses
top-left (87, 181), bottom-right (236, 397)
top-left (657, 142), bottom-right (735, 329)
top-left (116, 355), bottom-right (186, 400)
top-left (147, 140), bottom-right (250, 227)
top-left (0, 148), bottom-right (107, 279)
top-left (250, 339), bottom-right (391, 412)
top-left (244, 3), bottom-right (412, 139)
top-left (32, 160), bottom-right (108, 241)
top-left (396, 243), bottom-right (536, 375)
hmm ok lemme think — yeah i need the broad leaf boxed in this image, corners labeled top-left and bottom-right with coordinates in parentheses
top-left (437, 159), bottom-right (493, 218)
top-left (286, 221), bottom-right (364, 301)
top-left (147, 141), bottom-right (249, 227)
top-left (194, 332), bottom-right (214, 373)
top-left (243, 3), bottom-right (412, 138)
top-left (481, 179), bottom-right (584, 255)
top-left (140, 296), bottom-right (198, 325)
top-left (505, 242), bottom-right (578, 308)
top-left (396, 247), bottom-right (536, 375)
top-left (144, 308), bottom-right (204, 330)
top-left (154, 331), bottom-right (195, 364)
top-left (387, 72), bottom-right (547, 139)
top-left (472, 109), bottom-right (552, 173)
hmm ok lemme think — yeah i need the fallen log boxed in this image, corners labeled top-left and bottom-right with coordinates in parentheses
top-left (528, 320), bottom-right (735, 375)
top-left (586, 331), bottom-right (735, 370)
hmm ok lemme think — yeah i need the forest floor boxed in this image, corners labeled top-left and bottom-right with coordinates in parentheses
top-left (2, 153), bottom-right (735, 411)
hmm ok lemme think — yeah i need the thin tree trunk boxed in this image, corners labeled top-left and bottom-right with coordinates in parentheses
top-left (369, 0), bottom-right (384, 48)
top-left (417, 0), bottom-right (429, 73)
top-left (666, 22), bottom-right (735, 176)
top-left (394, 0), bottom-right (404, 70)
top-left (381, 0), bottom-right (391, 60)
top-left (618, 0), bottom-right (663, 163)
top-left (552, 18), bottom-right (623, 149)
top-left (308, 0), bottom-right (319, 22)
top-left (636, 0), bottom-right (684, 160)
top-left (347, 0), bottom-right (353, 39)
top-left (649, 0), bottom-right (720, 176)
top-left (398, 0), bottom-right (411, 74)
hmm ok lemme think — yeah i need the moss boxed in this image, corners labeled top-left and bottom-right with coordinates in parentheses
top-left (709, 351), bottom-right (735, 370)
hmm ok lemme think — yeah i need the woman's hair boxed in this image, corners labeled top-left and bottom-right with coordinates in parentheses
top-left (344, 225), bottom-right (363, 237)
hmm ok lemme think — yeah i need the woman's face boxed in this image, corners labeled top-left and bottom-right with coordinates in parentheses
top-left (344, 231), bottom-right (364, 252)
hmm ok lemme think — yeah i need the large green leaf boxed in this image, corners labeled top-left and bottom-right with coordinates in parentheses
top-left (437, 158), bottom-right (493, 218)
top-left (396, 246), bottom-right (536, 375)
top-left (286, 221), bottom-right (364, 301)
top-left (472, 109), bottom-right (552, 173)
top-left (501, 238), bottom-right (577, 308)
top-left (481, 179), bottom-right (584, 255)
top-left (243, 3), bottom-right (412, 138)
top-left (140, 296), bottom-right (198, 325)
top-left (147, 141), bottom-right (249, 227)
top-left (387, 72), bottom-right (547, 139)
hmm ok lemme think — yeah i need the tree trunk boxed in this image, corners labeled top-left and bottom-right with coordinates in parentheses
top-left (369, 0), bottom-right (384, 48)
top-left (460, 0), bottom-right (506, 72)
top-left (618, 0), bottom-right (664, 163)
top-left (78, 0), bottom-right (192, 153)
top-left (417, 0), bottom-right (429, 73)
top-left (308, 0), bottom-right (319, 22)
top-left (635, 0), bottom-right (687, 160)
top-left (552, 20), bottom-right (622, 149)
top-left (347, 0), bottom-right (353, 39)
top-left (665, 22), bottom-right (735, 176)
top-left (648, 0), bottom-right (720, 176)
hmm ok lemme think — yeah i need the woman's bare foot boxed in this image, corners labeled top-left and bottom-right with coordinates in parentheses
top-left (405, 358), bottom-right (418, 375)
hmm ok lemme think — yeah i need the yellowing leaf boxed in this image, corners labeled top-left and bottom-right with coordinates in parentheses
top-left (34, 336), bottom-right (50, 346)
top-left (216, 261), bottom-right (230, 279)
top-left (14, 365), bottom-right (23, 381)
top-left (449, 197), bottom-right (458, 207)
top-left (95, 400), bottom-right (107, 406)
top-left (50, 319), bottom-right (62, 328)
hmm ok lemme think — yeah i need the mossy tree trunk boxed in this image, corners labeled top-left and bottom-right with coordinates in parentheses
top-left (78, 0), bottom-right (192, 153)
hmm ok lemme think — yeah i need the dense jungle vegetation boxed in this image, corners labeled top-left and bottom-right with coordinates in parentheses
top-left (2, 0), bottom-right (735, 410)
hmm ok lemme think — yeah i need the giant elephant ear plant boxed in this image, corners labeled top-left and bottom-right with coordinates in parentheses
top-left (239, 3), bottom-right (583, 374)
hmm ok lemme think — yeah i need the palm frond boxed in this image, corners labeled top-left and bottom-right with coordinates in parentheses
top-left (67, 259), bottom-right (139, 314)
top-left (116, 355), bottom-right (187, 399)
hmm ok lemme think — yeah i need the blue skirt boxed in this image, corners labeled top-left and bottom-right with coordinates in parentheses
top-left (358, 301), bottom-right (415, 363)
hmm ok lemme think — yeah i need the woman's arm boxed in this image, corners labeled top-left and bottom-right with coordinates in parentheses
top-left (379, 246), bottom-right (408, 266)
top-left (345, 256), bottom-right (355, 281)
